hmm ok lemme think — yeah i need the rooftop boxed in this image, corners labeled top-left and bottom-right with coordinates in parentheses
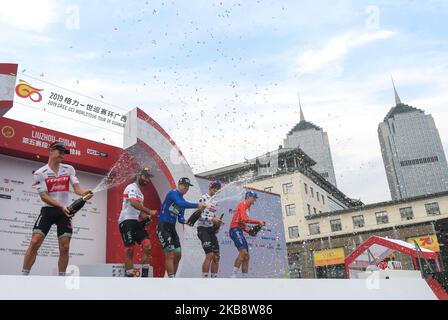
top-left (197, 146), bottom-right (316, 177)
top-left (384, 78), bottom-right (424, 122)
top-left (384, 103), bottom-right (424, 122)
top-left (287, 120), bottom-right (322, 135)
top-left (286, 96), bottom-right (322, 135)
top-left (197, 146), bottom-right (362, 208)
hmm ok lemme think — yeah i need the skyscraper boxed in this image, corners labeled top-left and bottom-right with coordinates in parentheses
top-left (283, 95), bottom-right (337, 186)
top-left (378, 80), bottom-right (448, 200)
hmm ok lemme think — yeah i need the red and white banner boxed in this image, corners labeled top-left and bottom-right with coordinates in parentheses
top-left (0, 117), bottom-right (121, 174)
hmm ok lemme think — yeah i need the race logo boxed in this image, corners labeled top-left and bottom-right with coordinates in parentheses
top-left (1, 126), bottom-right (15, 138)
top-left (15, 80), bottom-right (44, 103)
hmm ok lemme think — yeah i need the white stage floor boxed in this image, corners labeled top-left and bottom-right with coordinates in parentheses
top-left (0, 276), bottom-right (438, 300)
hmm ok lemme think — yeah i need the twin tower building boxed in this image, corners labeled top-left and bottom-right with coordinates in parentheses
top-left (285, 84), bottom-right (448, 201)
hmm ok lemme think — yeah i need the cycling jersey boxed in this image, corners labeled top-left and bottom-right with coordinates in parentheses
top-left (196, 193), bottom-right (217, 228)
top-left (32, 164), bottom-right (80, 208)
top-left (229, 200), bottom-right (261, 232)
top-left (159, 189), bottom-right (198, 225)
top-left (118, 182), bottom-right (144, 224)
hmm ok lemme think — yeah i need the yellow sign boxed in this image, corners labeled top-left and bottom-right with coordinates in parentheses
top-left (314, 248), bottom-right (345, 267)
top-left (407, 234), bottom-right (440, 252)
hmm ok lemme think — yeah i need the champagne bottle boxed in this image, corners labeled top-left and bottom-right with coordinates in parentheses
top-left (140, 215), bottom-right (152, 227)
top-left (212, 213), bottom-right (224, 233)
top-left (186, 209), bottom-right (202, 226)
top-left (67, 193), bottom-right (92, 215)
top-left (248, 224), bottom-right (263, 237)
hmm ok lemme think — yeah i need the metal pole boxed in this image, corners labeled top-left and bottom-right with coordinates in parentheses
top-left (414, 240), bottom-right (424, 277)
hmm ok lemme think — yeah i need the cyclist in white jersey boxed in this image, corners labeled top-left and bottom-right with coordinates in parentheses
top-left (118, 167), bottom-right (157, 277)
top-left (22, 142), bottom-right (93, 276)
top-left (197, 180), bottom-right (222, 278)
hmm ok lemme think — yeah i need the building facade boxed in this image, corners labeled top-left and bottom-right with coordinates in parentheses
top-left (284, 102), bottom-right (337, 187)
top-left (378, 83), bottom-right (448, 200)
top-left (198, 146), bottom-right (448, 279)
top-left (288, 192), bottom-right (448, 278)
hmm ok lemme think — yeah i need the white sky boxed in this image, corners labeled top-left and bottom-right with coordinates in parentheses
top-left (1, 0), bottom-right (448, 204)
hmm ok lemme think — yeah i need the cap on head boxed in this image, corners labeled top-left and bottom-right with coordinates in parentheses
top-left (178, 177), bottom-right (194, 186)
top-left (245, 190), bottom-right (258, 199)
top-left (209, 180), bottom-right (222, 190)
top-left (49, 142), bottom-right (69, 154)
top-left (136, 167), bottom-right (154, 178)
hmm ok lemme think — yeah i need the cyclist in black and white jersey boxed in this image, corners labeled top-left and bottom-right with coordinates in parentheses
top-left (21, 142), bottom-right (93, 276)
top-left (197, 180), bottom-right (222, 278)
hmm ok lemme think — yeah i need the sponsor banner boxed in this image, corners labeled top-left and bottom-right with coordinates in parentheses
top-left (87, 149), bottom-right (108, 157)
top-left (0, 154), bottom-right (107, 275)
top-left (314, 248), bottom-right (345, 267)
top-left (13, 73), bottom-right (127, 130)
top-left (407, 234), bottom-right (440, 252)
top-left (195, 177), bottom-right (289, 278)
top-left (0, 117), bottom-right (120, 173)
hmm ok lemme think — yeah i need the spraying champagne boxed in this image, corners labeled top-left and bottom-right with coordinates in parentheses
top-left (248, 224), bottom-right (262, 237)
top-left (248, 223), bottom-right (270, 237)
top-left (67, 191), bottom-right (94, 215)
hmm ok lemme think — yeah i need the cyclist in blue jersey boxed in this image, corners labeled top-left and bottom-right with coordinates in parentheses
top-left (157, 177), bottom-right (207, 278)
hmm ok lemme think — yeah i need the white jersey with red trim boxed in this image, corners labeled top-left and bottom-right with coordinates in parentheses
top-left (32, 164), bottom-right (80, 208)
top-left (118, 182), bottom-right (144, 223)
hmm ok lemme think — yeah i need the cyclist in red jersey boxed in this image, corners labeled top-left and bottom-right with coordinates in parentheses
top-left (229, 191), bottom-right (265, 278)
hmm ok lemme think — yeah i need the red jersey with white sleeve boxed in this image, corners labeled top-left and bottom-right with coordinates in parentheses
top-left (118, 182), bottom-right (144, 223)
top-left (229, 200), bottom-right (262, 232)
top-left (32, 164), bottom-right (80, 208)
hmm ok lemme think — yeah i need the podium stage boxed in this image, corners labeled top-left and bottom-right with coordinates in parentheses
top-left (0, 275), bottom-right (438, 300)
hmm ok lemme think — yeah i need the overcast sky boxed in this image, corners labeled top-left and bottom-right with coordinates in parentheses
top-left (1, 0), bottom-right (448, 204)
